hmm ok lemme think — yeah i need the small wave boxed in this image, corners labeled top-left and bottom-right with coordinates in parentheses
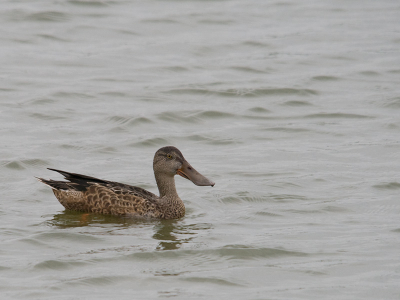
top-left (255, 211), bottom-right (282, 217)
top-left (263, 127), bottom-right (310, 133)
top-left (247, 107), bottom-right (271, 113)
top-left (61, 275), bottom-right (131, 287)
top-left (0, 88), bottom-right (16, 92)
top-left (194, 110), bottom-right (235, 119)
top-left (252, 88), bottom-right (319, 96)
top-left (219, 191), bottom-right (307, 204)
top-left (286, 209), bottom-right (321, 214)
top-left (312, 75), bottom-right (340, 81)
top-left (383, 97), bottom-right (400, 108)
top-left (162, 66), bottom-right (189, 72)
top-left (27, 11), bottom-right (69, 22)
top-left (3, 161), bottom-right (25, 170)
top-left (321, 206), bottom-right (348, 213)
top-left (130, 137), bottom-right (170, 148)
top-left (28, 98), bottom-right (56, 105)
top-left (373, 182), bottom-right (400, 190)
top-left (227, 88), bottom-right (319, 97)
top-left (33, 259), bottom-right (88, 271)
top-left (124, 245), bottom-right (307, 262)
top-left (30, 113), bottom-right (67, 120)
top-left (198, 19), bottom-right (235, 25)
top-left (166, 87), bottom-right (318, 97)
top-left (35, 231), bottom-right (102, 242)
top-left (304, 112), bottom-right (373, 119)
top-left (281, 100), bottom-right (313, 107)
top-left (58, 144), bottom-right (88, 151)
top-left (229, 171), bottom-right (291, 178)
top-left (68, 0), bottom-right (110, 7)
top-left (157, 111), bottom-right (200, 123)
top-left (185, 134), bottom-right (239, 145)
top-left (165, 88), bottom-right (227, 97)
top-left (157, 110), bottom-right (235, 123)
top-left (229, 66), bottom-right (267, 74)
top-left (21, 159), bottom-right (49, 167)
top-left (128, 117), bottom-right (153, 126)
top-left (219, 195), bottom-right (269, 204)
top-left (359, 71), bottom-right (380, 76)
top-left (182, 276), bottom-right (242, 286)
top-left (216, 245), bottom-right (308, 259)
top-left (100, 91), bottom-right (129, 98)
top-left (241, 41), bottom-right (270, 47)
top-left (52, 91), bottom-right (94, 100)
top-left (105, 115), bottom-right (153, 127)
top-left (269, 194), bottom-right (308, 202)
top-left (93, 146), bottom-right (118, 154)
top-left (36, 34), bottom-right (69, 42)
top-left (141, 18), bottom-right (180, 24)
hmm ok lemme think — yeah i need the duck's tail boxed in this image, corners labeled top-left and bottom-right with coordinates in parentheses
top-left (37, 168), bottom-right (110, 192)
top-left (36, 177), bottom-right (72, 191)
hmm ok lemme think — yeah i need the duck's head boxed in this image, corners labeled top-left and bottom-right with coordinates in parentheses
top-left (153, 146), bottom-right (215, 187)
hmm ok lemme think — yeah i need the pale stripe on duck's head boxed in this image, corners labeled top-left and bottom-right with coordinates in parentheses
top-left (153, 146), bottom-right (215, 187)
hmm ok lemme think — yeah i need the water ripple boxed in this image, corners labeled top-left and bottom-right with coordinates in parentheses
top-left (68, 0), bottom-right (110, 7)
top-left (185, 134), bottom-right (239, 145)
top-left (229, 66), bottom-right (268, 74)
top-left (312, 75), bottom-right (340, 81)
top-left (182, 276), bottom-right (242, 286)
top-left (130, 137), bottom-right (170, 148)
top-left (304, 113), bottom-right (373, 119)
top-left (373, 182), bottom-right (400, 190)
top-left (105, 115), bottom-right (153, 127)
top-left (3, 161), bottom-right (25, 170)
top-left (30, 113), bottom-right (67, 121)
top-left (123, 245), bottom-right (307, 261)
top-left (194, 110), bottom-right (235, 119)
top-left (281, 100), bottom-right (313, 107)
top-left (27, 11), bottom-right (70, 22)
top-left (166, 87), bottom-right (319, 97)
top-left (263, 127), bottom-right (311, 133)
top-left (247, 107), bottom-right (271, 113)
top-left (383, 97), bottom-right (400, 108)
top-left (60, 275), bottom-right (128, 287)
top-left (33, 259), bottom-right (89, 271)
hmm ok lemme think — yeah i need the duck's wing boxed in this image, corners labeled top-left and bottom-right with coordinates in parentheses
top-left (39, 168), bottom-right (161, 217)
top-left (46, 168), bottom-right (157, 199)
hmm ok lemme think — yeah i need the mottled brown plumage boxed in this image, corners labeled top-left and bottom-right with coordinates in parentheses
top-left (37, 146), bottom-right (214, 219)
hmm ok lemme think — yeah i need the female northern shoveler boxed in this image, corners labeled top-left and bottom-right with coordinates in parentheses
top-left (37, 146), bottom-right (214, 219)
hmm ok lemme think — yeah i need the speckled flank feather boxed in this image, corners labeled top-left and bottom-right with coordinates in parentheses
top-left (37, 146), bottom-right (213, 219)
top-left (37, 173), bottom-right (178, 219)
top-left (52, 184), bottom-right (166, 218)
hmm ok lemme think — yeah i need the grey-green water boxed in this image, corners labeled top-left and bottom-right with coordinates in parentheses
top-left (1, 0), bottom-right (400, 299)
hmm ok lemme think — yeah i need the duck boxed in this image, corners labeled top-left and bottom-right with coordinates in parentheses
top-left (37, 146), bottom-right (214, 219)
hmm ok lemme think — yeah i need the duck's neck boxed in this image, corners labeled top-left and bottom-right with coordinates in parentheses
top-left (155, 173), bottom-right (185, 219)
top-left (155, 173), bottom-right (180, 200)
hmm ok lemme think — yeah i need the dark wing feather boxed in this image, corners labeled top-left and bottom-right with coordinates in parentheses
top-left (47, 168), bottom-right (110, 191)
top-left (46, 168), bottom-right (158, 201)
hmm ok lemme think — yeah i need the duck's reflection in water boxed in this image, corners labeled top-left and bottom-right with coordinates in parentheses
top-left (47, 211), bottom-right (212, 251)
top-left (47, 210), bottom-right (143, 228)
top-left (153, 220), bottom-right (213, 251)
top-left (153, 220), bottom-right (183, 250)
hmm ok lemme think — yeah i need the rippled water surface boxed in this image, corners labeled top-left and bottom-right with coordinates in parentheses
top-left (1, 0), bottom-right (400, 299)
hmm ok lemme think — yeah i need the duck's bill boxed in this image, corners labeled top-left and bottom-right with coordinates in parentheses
top-left (177, 160), bottom-right (215, 187)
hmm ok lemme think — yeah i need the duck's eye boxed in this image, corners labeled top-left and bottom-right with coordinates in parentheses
top-left (166, 154), bottom-right (173, 159)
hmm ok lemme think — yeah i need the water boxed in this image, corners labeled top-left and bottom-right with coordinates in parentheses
top-left (1, 0), bottom-right (400, 299)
